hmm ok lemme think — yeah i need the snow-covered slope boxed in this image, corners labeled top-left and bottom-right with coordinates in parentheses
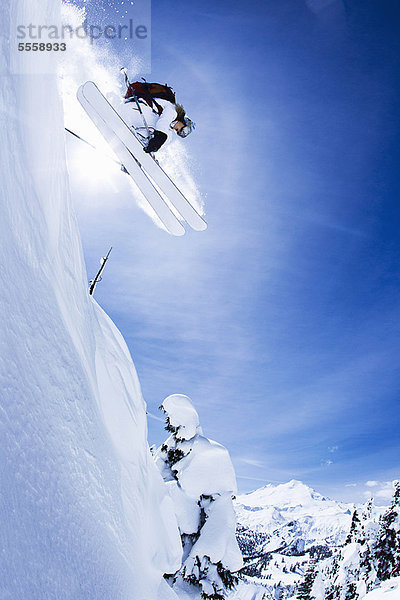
top-left (235, 480), bottom-right (353, 553)
top-left (0, 2), bottom-right (181, 598)
top-left (363, 577), bottom-right (400, 600)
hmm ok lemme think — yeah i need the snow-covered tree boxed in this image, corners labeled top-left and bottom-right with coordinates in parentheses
top-left (154, 394), bottom-right (243, 600)
top-left (374, 481), bottom-right (400, 582)
top-left (345, 511), bottom-right (364, 545)
top-left (323, 503), bottom-right (377, 600)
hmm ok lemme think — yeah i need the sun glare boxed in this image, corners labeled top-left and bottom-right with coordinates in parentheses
top-left (68, 144), bottom-right (121, 191)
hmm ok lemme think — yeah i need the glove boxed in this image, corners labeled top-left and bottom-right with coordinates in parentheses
top-left (144, 130), bottom-right (168, 153)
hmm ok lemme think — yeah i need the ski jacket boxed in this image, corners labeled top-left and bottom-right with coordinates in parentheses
top-left (120, 98), bottom-right (178, 147)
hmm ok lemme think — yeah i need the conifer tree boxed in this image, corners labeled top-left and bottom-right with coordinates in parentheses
top-left (374, 481), bottom-right (400, 581)
top-left (296, 559), bottom-right (317, 600)
top-left (323, 505), bottom-right (377, 600)
top-left (155, 395), bottom-right (242, 600)
top-left (346, 510), bottom-right (364, 545)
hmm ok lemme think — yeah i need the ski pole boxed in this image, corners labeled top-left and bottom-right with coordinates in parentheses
top-left (120, 67), bottom-right (152, 140)
top-left (65, 127), bottom-right (127, 172)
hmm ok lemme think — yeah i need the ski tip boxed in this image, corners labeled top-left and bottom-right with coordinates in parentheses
top-left (79, 81), bottom-right (97, 95)
top-left (77, 81), bottom-right (96, 102)
top-left (187, 217), bottom-right (208, 232)
top-left (169, 224), bottom-right (186, 237)
top-left (195, 219), bottom-right (208, 232)
top-left (76, 83), bottom-right (84, 99)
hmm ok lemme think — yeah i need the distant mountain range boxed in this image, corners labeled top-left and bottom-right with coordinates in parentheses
top-left (235, 480), bottom-right (354, 556)
top-left (233, 480), bottom-right (384, 597)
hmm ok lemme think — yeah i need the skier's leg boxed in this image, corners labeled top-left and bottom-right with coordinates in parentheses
top-left (119, 102), bottom-right (157, 145)
top-left (119, 101), bottom-right (143, 129)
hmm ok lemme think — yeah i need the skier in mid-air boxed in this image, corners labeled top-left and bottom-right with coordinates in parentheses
top-left (77, 79), bottom-right (206, 234)
top-left (119, 79), bottom-right (195, 154)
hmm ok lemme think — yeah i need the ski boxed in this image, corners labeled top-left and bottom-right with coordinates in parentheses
top-left (77, 83), bottom-right (185, 237)
top-left (79, 81), bottom-right (207, 232)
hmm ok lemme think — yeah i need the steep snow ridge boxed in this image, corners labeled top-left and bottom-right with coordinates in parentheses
top-left (235, 480), bottom-right (353, 550)
top-left (0, 2), bottom-right (181, 598)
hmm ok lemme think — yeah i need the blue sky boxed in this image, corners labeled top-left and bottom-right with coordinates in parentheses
top-left (70, 0), bottom-right (400, 504)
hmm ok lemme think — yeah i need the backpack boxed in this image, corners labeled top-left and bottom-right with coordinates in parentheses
top-left (124, 81), bottom-right (176, 116)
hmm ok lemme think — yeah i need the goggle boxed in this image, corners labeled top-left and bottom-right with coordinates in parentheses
top-left (173, 117), bottom-right (195, 138)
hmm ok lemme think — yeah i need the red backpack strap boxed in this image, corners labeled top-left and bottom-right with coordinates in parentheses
top-left (152, 99), bottom-right (164, 116)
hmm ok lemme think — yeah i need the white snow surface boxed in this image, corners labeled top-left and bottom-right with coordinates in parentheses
top-left (185, 493), bottom-right (243, 571)
top-left (235, 480), bottom-right (353, 550)
top-left (174, 435), bottom-right (238, 499)
top-left (166, 480), bottom-right (201, 535)
top-left (162, 393), bottom-right (203, 441)
top-left (0, 1), bottom-right (182, 598)
top-left (363, 578), bottom-right (400, 600)
top-left (229, 581), bottom-right (269, 600)
top-left (159, 394), bottom-right (237, 497)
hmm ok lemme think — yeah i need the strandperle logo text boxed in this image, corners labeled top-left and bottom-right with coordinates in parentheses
top-left (16, 20), bottom-right (148, 44)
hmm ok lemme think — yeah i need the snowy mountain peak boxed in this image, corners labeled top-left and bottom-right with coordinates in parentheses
top-left (235, 480), bottom-right (353, 552)
top-left (238, 479), bottom-right (331, 511)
